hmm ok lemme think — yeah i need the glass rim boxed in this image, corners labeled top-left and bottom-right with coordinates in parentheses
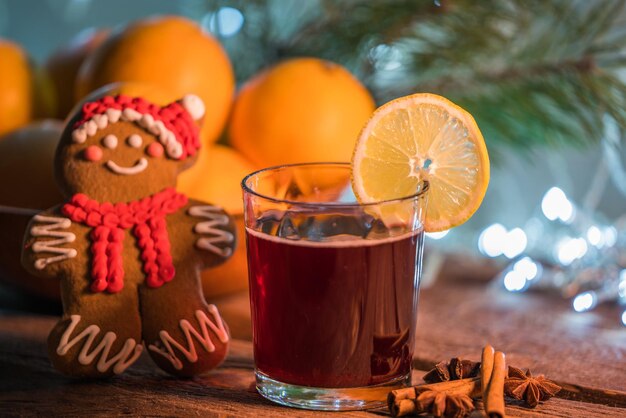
top-left (241, 162), bottom-right (429, 208)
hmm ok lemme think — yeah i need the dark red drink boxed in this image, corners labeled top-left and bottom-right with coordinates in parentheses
top-left (246, 228), bottom-right (423, 388)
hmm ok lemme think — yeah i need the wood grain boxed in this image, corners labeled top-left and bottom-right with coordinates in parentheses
top-left (412, 280), bottom-right (626, 392)
top-left (1, 273), bottom-right (625, 416)
top-left (1, 314), bottom-right (624, 417)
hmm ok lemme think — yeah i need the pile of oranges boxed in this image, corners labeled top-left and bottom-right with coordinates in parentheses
top-left (0, 15), bottom-right (376, 299)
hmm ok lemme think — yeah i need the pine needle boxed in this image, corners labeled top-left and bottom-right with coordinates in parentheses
top-left (198, 0), bottom-right (626, 154)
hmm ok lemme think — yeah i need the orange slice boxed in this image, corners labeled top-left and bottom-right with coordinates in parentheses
top-left (351, 93), bottom-right (490, 232)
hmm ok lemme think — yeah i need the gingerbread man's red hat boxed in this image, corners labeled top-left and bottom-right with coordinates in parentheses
top-left (71, 94), bottom-right (205, 160)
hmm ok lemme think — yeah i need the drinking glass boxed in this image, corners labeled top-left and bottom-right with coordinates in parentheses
top-left (241, 162), bottom-right (428, 410)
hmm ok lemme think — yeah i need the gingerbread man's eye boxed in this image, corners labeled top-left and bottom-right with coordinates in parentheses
top-left (127, 134), bottom-right (143, 148)
top-left (102, 134), bottom-right (118, 149)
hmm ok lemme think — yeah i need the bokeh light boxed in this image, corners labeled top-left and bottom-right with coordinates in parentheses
top-left (478, 224), bottom-right (527, 259)
top-left (503, 270), bottom-right (527, 292)
top-left (556, 237), bottom-right (588, 266)
top-left (619, 269), bottom-right (626, 298)
top-left (573, 291), bottom-right (596, 312)
top-left (503, 228), bottom-right (527, 259)
top-left (203, 7), bottom-right (244, 37)
top-left (541, 187), bottom-right (575, 223)
top-left (514, 256), bottom-right (540, 281)
top-left (478, 223), bottom-right (507, 257)
top-left (586, 225), bottom-right (602, 247)
top-left (603, 226), bottom-right (618, 247)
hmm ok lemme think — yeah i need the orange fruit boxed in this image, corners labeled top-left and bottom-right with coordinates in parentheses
top-left (351, 93), bottom-right (490, 232)
top-left (0, 39), bottom-right (56, 132)
top-left (229, 57), bottom-right (375, 167)
top-left (45, 28), bottom-right (109, 119)
top-left (178, 144), bottom-right (256, 214)
top-left (177, 144), bottom-right (257, 297)
top-left (0, 40), bottom-right (35, 136)
top-left (76, 15), bottom-right (234, 145)
top-left (0, 120), bottom-right (65, 209)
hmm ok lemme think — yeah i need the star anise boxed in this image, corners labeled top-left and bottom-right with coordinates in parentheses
top-left (423, 358), bottom-right (481, 383)
top-left (504, 366), bottom-right (561, 407)
top-left (414, 389), bottom-right (475, 418)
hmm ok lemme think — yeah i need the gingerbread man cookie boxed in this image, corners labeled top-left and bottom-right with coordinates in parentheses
top-left (21, 94), bottom-right (236, 378)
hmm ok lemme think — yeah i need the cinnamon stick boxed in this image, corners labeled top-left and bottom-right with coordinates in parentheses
top-left (481, 345), bottom-right (495, 403)
top-left (387, 386), bottom-right (417, 414)
top-left (388, 377), bottom-right (481, 417)
top-left (485, 351), bottom-right (506, 418)
top-left (391, 386), bottom-right (417, 401)
top-left (392, 399), bottom-right (418, 417)
top-left (413, 377), bottom-right (481, 397)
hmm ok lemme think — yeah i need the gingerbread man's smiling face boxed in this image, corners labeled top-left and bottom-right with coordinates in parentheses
top-left (83, 128), bottom-right (166, 176)
top-left (55, 95), bottom-right (203, 202)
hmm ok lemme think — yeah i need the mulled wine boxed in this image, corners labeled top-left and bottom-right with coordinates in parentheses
top-left (246, 227), bottom-right (423, 388)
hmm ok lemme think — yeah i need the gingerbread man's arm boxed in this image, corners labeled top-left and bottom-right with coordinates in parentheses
top-left (185, 199), bottom-right (237, 270)
top-left (21, 205), bottom-right (78, 278)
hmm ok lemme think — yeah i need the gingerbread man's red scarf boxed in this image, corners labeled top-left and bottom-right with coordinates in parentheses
top-left (62, 188), bottom-right (187, 293)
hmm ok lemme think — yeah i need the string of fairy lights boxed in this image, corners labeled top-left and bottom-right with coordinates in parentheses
top-left (463, 184), bottom-right (624, 328)
top-left (427, 115), bottom-right (626, 327)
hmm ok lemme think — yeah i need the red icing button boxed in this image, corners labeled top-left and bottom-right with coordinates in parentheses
top-left (147, 142), bottom-right (164, 158)
top-left (84, 145), bottom-right (103, 162)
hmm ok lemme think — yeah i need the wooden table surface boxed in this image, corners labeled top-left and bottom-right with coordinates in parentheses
top-left (1, 268), bottom-right (625, 417)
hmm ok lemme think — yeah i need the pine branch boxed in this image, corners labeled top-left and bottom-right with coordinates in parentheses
top-left (194, 0), bottom-right (626, 153)
top-left (278, 0), bottom-right (447, 74)
top-left (389, 56), bottom-right (597, 98)
top-left (345, 0), bottom-right (626, 152)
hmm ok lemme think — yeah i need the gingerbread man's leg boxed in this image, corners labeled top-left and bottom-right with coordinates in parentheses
top-left (139, 263), bottom-right (230, 377)
top-left (47, 274), bottom-right (144, 378)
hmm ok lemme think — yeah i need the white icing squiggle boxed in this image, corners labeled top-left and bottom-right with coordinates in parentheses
top-left (57, 315), bottom-right (143, 374)
top-left (31, 215), bottom-right (78, 270)
top-left (106, 158), bottom-right (148, 175)
top-left (71, 108), bottom-right (183, 159)
top-left (148, 306), bottom-right (229, 370)
top-left (188, 205), bottom-right (234, 258)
